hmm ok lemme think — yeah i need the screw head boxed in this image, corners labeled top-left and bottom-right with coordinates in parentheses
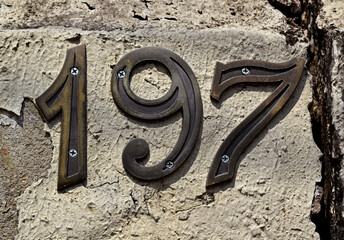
top-left (70, 67), bottom-right (79, 76)
top-left (118, 70), bottom-right (126, 78)
top-left (221, 154), bottom-right (230, 163)
top-left (241, 68), bottom-right (250, 75)
top-left (69, 149), bottom-right (78, 158)
top-left (165, 161), bottom-right (174, 169)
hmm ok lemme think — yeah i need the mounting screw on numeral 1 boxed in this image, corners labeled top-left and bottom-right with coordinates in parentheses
top-left (70, 67), bottom-right (79, 76)
top-left (36, 45), bottom-right (87, 190)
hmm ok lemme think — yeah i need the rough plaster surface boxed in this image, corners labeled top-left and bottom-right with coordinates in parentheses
top-left (0, 27), bottom-right (321, 239)
top-left (0, 0), bottom-right (287, 32)
top-left (317, 0), bottom-right (344, 29)
top-left (314, 1), bottom-right (344, 237)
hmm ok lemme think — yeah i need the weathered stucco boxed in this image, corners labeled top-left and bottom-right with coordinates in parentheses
top-left (317, 0), bottom-right (344, 29)
top-left (0, 0), bottom-right (325, 239)
top-left (0, 0), bottom-right (286, 31)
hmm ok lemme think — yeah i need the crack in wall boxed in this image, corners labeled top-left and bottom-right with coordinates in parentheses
top-left (87, 180), bottom-right (120, 189)
top-left (307, 28), bottom-right (334, 239)
top-left (268, 0), bottom-right (344, 239)
top-left (268, 0), bottom-right (303, 23)
top-left (82, 2), bottom-right (95, 11)
top-left (306, 0), bottom-right (344, 238)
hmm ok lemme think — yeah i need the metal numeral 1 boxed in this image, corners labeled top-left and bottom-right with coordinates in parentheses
top-left (36, 45), bottom-right (87, 190)
top-left (207, 58), bottom-right (305, 187)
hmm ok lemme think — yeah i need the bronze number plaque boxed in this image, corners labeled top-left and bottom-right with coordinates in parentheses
top-left (34, 43), bottom-right (305, 190)
top-left (206, 58), bottom-right (305, 187)
top-left (36, 45), bottom-right (87, 190)
top-left (111, 47), bottom-right (203, 180)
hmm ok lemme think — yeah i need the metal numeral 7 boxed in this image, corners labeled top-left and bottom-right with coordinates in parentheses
top-left (206, 59), bottom-right (305, 187)
top-left (36, 45), bottom-right (87, 190)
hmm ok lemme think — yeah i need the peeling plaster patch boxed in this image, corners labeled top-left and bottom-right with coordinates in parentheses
top-left (0, 99), bottom-right (53, 239)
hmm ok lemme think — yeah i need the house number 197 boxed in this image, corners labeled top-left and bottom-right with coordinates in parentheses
top-left (36, 45), bottom-right (304, 190)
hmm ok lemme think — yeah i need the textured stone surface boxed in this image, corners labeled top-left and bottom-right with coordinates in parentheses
top-left (0, 28), bottom-right (321, 239)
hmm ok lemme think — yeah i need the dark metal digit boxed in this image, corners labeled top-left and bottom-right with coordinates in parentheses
top-left (111, 47), bottom-right (202, 180)
top-left (206, 58), bottom-right (305, 187)
top-left (36, 45), bottom-right (87, 190)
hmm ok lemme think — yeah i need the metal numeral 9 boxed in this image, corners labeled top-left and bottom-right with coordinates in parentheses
top-left (111, 47), bottom-right (203, 180)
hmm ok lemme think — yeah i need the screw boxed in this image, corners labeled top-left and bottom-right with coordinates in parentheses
top-left (221, 154), bottom-right (229, 163)
top-left (118, 70), bottom-right (126, 78)
top-left (69, 149), bottom-right (78, 158)
top-left (70, 67), bottom-right (79, 76)
top-left (241, 68), bottom-right (250, 75)
top-left (166, 161), bottom-right (174, 169)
